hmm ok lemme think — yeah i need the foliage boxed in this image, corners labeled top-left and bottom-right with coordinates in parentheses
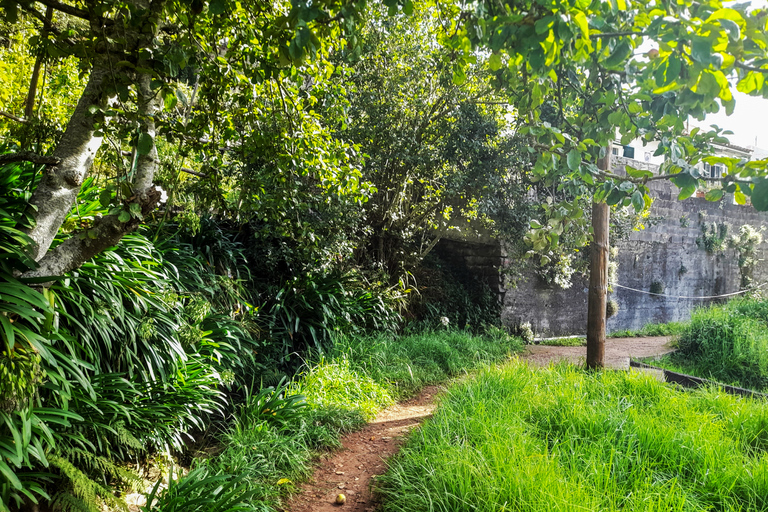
top-left (697, 221), bottom-right (730, 254)
top-left (141, 467), bottom-right (260, 512)
top-left (673, 299), bottom-right (768, 390)
top-left (538, 336), bottom-right (586, 347)
top-left (259, 271), bottom-right (402, 364)
top-left (729, 224), bottom-right (764, 289)
top-left (341, 6), bottom-right (533, 279)
top-left (235, 379), bottom-right (308, 430)
top-left (377, 362), bottom-right (768, 512)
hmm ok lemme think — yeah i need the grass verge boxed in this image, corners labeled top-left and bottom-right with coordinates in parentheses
top-left (377, 361), bottom-right (768, 512)
top-left (608, 321), bottom-right (685, 338)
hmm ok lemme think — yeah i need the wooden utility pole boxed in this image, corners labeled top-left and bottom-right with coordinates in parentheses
top-left (586, 147), bottom-right (611, 369)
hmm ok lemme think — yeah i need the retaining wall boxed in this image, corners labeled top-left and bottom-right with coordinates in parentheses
top-left (447, 155), bottom-right (768, 337)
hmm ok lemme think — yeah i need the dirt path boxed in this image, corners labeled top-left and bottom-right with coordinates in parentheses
top-left (283, 336), bottom-right (674, 511)
top-left (524, 336), bottom-right (674, 369)
top-left (283, 385), bottom-right (441, 512)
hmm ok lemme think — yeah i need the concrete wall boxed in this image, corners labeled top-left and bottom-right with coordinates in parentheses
top-left (498, 156), bottom-right (768, 336)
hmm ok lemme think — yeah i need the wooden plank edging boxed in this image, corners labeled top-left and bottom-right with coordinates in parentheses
top-left (629, 359), bottom-right (768, 399)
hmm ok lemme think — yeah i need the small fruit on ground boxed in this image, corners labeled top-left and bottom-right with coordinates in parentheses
top-left (336, 493), bottom-right (346, 505)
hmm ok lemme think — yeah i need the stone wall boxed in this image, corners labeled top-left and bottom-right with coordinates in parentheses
top-left (498, 155), bottom-right (768, 336)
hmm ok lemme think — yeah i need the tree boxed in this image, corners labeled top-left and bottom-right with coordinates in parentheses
top-left (338, 6), bottom-right (533, 280)
top-left (0, 0), bottom-right (381, 279)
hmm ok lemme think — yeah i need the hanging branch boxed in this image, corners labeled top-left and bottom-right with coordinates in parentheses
top-left (0, 152), bottom-right (60, 166)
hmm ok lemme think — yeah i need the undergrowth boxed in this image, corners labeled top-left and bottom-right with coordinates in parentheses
top-left (377, 361), bottom-right (768, 512)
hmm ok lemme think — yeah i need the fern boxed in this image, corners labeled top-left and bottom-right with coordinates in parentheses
top-left (48, 455), bottom-right (130, 512)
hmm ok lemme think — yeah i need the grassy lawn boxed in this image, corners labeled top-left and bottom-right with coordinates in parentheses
top-left (377, 361), bottom-right (768, 512)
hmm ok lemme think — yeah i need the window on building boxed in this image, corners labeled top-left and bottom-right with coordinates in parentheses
top-left (623, 146), bottom-right (635, 159)
top-left (611, 146), bottom-right (620, 156)
top-left (703, 163), bottom-right (723, 179)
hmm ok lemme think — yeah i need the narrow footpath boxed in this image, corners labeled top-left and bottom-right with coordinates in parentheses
top-left (282, 335), bottom-right (675, 512)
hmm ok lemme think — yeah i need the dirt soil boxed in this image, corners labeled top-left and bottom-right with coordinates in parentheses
top-left (524, 335), bottom-right (674, 369)
top-left (282, 336), bottom-right (674, 512)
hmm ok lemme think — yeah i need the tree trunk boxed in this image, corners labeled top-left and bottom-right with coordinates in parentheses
top-left (586, 147), bottom-right (611, 369)
top-left (23, 65), bottom-right (111, 262)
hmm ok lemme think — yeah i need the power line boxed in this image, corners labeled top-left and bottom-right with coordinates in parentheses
top-left (610, 281), bottom-right (768, 300)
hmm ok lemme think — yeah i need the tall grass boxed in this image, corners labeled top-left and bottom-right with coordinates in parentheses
top-left (378, 361), bottom-right (768, 512)
top-left (674, 298), bottom-right (768, 390)
top-left (330, 327), bottom-right (524, 399)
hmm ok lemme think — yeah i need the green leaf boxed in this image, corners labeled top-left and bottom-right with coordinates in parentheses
top-left (678, 184), bottom-right (697, 200)
top-left (654, 55), bottom-right (681, 86)
top-left (606, 188), bottom-right (625, 206)
top-left (751, 180), bottom-right (768, 211)
top-left (137, 132), bottom-right (154, 156)
top-left (603, 39), bottom-right (632, 68)
top-left (631, 191), bottom-right (644, 212)
top-left (452, 65), bottom-right (467, 86)
top-left (208, 0), bottom-right (226, 15)
top-left (566, 149), bottom-right (581, 171)
top-left (735, 189), bottom-right (747, 205)
top-left (573, 11), bottom-right (589, 39)
top-left (118, 210), bottom-right (131, 223)
top-left (690, 37), bottom-right (713, 65)
top-left (489, 53), bottom-right (502, 71)
top-left (625, 165), bottom-right (654, 179)
top-left (99, 190), bottom-right (112, 208)
top-left (705, 189), bottom-right (724, 202)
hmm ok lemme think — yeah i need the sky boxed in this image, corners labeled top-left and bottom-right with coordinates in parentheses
top-left (699, 0), bottom-right (768, 149)
top-left (698, 92), bottom-right (768, 149)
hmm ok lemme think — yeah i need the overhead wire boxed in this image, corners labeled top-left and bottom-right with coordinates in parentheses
top-left (609, 280), bottom-right (768, 300)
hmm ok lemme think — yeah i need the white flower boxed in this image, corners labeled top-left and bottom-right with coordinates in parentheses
top-left (157, 186), bottom-right (168, 204)
top-left (440, 316), bottom-right (450, 327)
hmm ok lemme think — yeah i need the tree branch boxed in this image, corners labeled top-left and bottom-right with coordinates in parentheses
top-left (33, 0), bottom-right (94, 21)
top-left (181, 167), bottom-right (208, 178)
top-left (19, 3), bottom-right (62, 36)
top-left (590, 31), bottom-right (645, 39)
top-left (0, 111), bottom-right (28, 123)
top-left (21, 188), bottom-right (161, 280)
top-left (0, 152), bottom-right (60, 166)
top-left (735, 61), bottom-right (768, 73)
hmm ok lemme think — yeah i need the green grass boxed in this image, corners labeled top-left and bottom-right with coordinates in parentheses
top-left (294, 357), bottom-right (395, 420)
top-left (377, 361), bottom-right (768, 512)
top-left (608, 321), bottom-right (685, 338)
top-left (328, 328), bottom-right (525, 400)
top-left (536, 336), bottom-right (586, 346)
top-left (671, 298), bottom-right (768, 391)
